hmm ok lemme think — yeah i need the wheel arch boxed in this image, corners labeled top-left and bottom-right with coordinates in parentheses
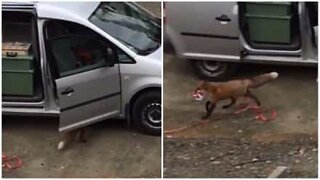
top-left (126, 86), bottom-right (161, 126)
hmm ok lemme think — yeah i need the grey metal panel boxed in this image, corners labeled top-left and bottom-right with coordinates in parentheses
top-left (59, 96), bottom-right (120, 132)
top-left (2, 107), bottom-right (59, 116)
top-left (243, 55), bottom-right (317, 66)
top-left (56, 65), bottom-right (121, 132)
top-left (166, 2), bottom-right (240, 60)
top-left (182, 35), bottom-right (240, 59)
top-left (167, 2), bottom-right (239, 36)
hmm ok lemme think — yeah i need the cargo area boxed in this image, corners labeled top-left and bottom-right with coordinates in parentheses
top-left (2, 11), bottom-right (43, 102)
top-left (239, 2), bottom-right (318, 50)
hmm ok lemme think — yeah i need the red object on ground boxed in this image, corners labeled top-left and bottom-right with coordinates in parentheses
top-left (235, 104), bottom-right (277, 122)
top-left (164, 103), bottom-right (278, 135)
top-left (2, 154), bottom-right (22, 169)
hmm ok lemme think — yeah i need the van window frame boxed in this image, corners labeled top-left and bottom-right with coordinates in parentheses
top-left (42, 19), bottom-right (136, 76)
top-left (46, 34), bottom-right (113, 78)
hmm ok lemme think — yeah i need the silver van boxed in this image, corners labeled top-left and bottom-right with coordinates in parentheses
top-left (2, 2), bottom-right (162, 135)
top-left (165, 2), bottom-right (317, 80)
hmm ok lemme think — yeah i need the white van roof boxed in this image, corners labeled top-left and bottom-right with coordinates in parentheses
top-left (2, 2), bottom-right (100, 19)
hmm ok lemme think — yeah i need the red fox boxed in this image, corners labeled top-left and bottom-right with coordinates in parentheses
top-left (193, 72), bottom-right (279, 119)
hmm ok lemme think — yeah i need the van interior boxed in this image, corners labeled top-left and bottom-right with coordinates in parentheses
top-left (239, 2), bottom-right (318, 51)
top-left (2, 11), bottom-right (43, 102)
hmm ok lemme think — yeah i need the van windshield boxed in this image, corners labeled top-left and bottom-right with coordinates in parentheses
top-left (89, 2), bottom-right (161, 55)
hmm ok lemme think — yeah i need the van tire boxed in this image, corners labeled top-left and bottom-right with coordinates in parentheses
top-left (191, 60), bottom-right (237, 81)
top-left (132, 91), bottom-right (161, 136)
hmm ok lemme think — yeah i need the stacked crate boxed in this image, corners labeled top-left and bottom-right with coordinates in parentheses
top-left (2, 42), bottom-right (34, 96)
top-left (245, 2), bottom-right (292, 44)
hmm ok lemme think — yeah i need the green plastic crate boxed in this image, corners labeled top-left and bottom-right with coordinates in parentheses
top-left (2, 70), bottom-right (34, 96)
top-left (246, 14), bottom-right (292, 43)
top-left (2, 55), bottom-right (33, 71)
top-left (245, 2), bottom-right (292, 16)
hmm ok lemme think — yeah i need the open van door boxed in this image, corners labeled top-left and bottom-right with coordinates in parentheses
top-left (45, 20), bottom-right (121, 132)
top-left (56, 70), bottom-right (121, 132)
top-left (52, 36), bottom-right (121, 132)
top-left (167, 2), bottom-right (241, 61)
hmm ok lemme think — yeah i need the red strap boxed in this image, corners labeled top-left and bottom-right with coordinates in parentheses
top-left (235, 104), bottom-right (277, 122)
top-left (2, 154), bottom-right (22, 169)
top-left (165, 104), bottom-right (278, 135)
top-left (164, 120), bottom-right (210, 134)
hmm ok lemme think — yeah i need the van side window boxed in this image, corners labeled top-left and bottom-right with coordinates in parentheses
top-left (45, 20), bottom-right (112, 78)
top-left (118, 49), bottom-right (135, 63)
top-left (50, 36), bottom-right (109, 77)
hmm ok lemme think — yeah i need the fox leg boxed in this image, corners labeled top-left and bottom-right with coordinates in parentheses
top-left (78, 128), bottom-right (87, 143)
top-left (246, 90), bottom-right (261, 106)
top-left (205, 101), bottom-right (211, 112)
top-left (222, 97), bottom-right (237, 109)
top-left (58, 131), bottom-right (74, 150)
top-left (202, 101), bottom-right (216, 119)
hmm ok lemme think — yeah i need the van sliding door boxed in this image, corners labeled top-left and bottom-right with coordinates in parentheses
top-left (167, 2), bottom-right (240, 61)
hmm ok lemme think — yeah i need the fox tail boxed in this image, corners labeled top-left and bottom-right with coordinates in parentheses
top-left (248, 72), bottom-right (279, 89)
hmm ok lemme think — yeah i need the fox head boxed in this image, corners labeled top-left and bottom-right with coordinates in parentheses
top-left (192, 80), bottom-right (209, 101)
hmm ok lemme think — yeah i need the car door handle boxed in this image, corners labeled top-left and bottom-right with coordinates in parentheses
top-left (215, 15), bottom-right (231, 23)
top-left (61, 87), bottom-right (74, 95)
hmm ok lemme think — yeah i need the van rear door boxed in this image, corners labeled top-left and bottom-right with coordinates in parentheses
top-left (167, 2), bottom-right (241, 61)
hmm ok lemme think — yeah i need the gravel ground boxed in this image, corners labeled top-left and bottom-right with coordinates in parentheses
top-left (163, 54), bottom-right (318, 178)
top-left (165, 135), bottom-right (317, 178)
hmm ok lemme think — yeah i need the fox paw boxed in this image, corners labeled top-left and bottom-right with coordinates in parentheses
top-left (57, 141), bottom-right (66, 151)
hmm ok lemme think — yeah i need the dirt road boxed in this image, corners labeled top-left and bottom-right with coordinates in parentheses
top-left (163, 54), bottom-right (317, 178)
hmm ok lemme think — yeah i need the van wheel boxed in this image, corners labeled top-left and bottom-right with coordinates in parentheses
top-left (132, 91), bottom-right (161, 136)
top-left (191, 60), bottom-right (237, 81)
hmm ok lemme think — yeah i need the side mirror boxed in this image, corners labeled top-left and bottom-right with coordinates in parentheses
top-left (106, 47), bottom-right (117, 67)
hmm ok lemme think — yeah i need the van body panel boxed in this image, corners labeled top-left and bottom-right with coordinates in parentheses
top-left (37, 19), bottom-right (60, 112)
top-left (165, 2), bottom-right (241, 61)
top-left (243, 55), bottom-right (317, 66)
top-left (36, 2), bottom-right (99, 19)
top-left (2, 107), bottom-right (59, 117)
top-left (165, 2), bottom-right (318, 64)
top-left (119, 48), bottom-right (162, 114)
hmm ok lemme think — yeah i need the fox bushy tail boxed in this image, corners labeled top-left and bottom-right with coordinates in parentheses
top-left (248, 72), bottom-right (279, 89)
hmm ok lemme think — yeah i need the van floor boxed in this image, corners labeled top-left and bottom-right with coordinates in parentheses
top-left (163, 54), bottom-right (317, 178)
